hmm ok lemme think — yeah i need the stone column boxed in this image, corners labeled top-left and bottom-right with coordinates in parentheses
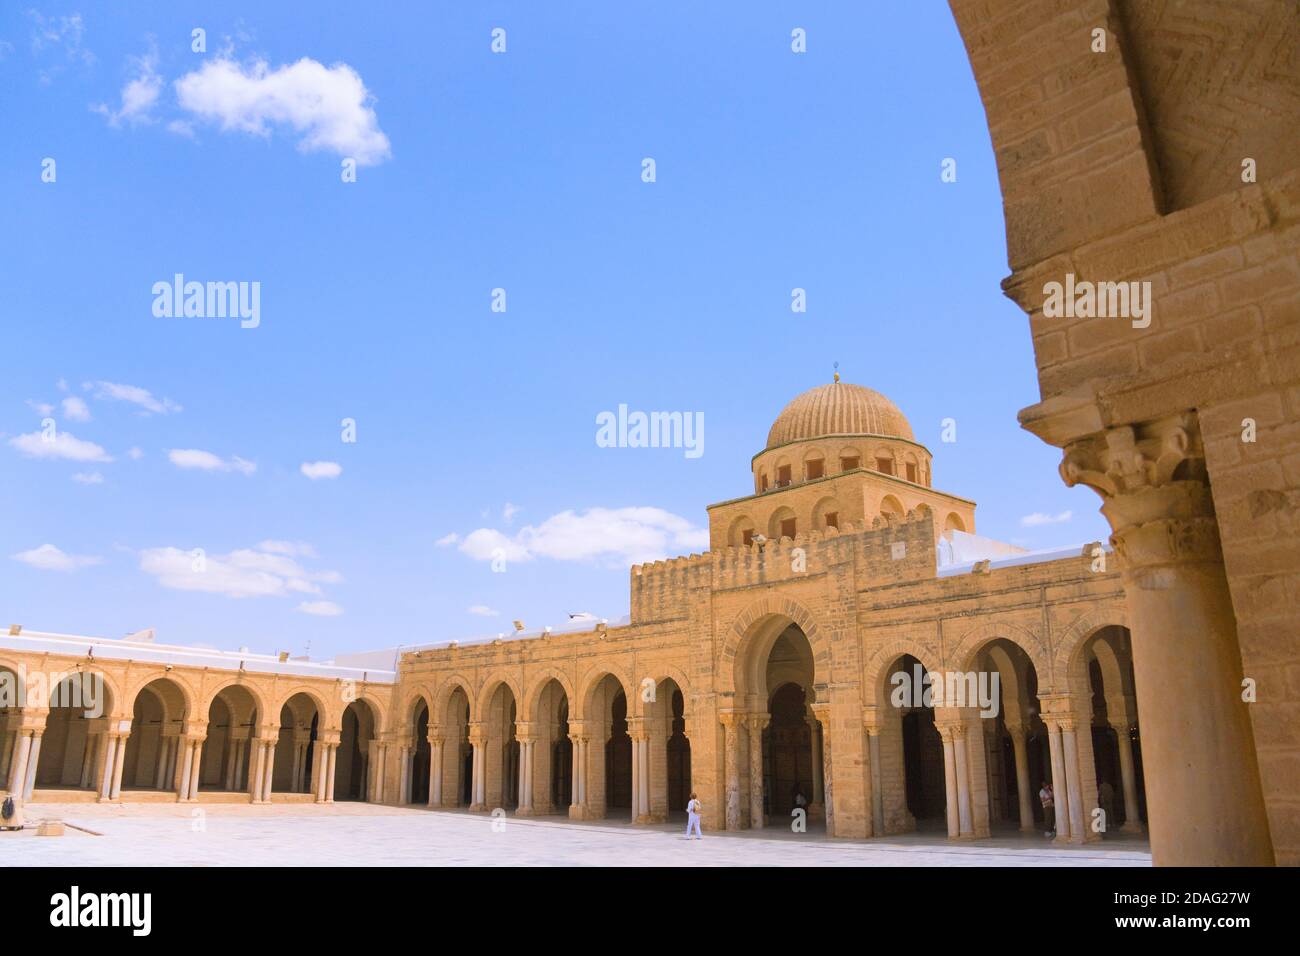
top-left (187, 737), bottom-right (205, 801)
top-left (325, 743), bottom-right (338, 803)
top-left (1007, 723), bottom-right (1035, 833)
top-left (260, 739), bottom-right (277, 804)
top-left (720, 713), bottom-right (742, 831)
top-left (865, 725), bottom-right (884, 837)
top-left (398, 745), bottom-right (411, 804)
top-left (515, 733), bottom-right (536, 815)
top-left (177, 738), bottom-right (196, 800)
top-left (807, 717), bottom-right (825, 820)
top-left (468, 725), bottom-right (487, 811)
top-left (627, 719), bottom-right (642, 823)
top-left (248, 740), bottom-right (265, 802)
top-left (1112, 722), bottom-right (1144, 833)
top-left (567, 731), bottom-right (587, 819)
top-left (97, 732), bottom-right (118, 801)
top-left (939, 725), bottom-right (960, 839)
top-left (109, 731), bottom-right (129, 800)
top-left (1060, 718), bottom-right (1087, 843)
top-left (936, 714), bottom-right (974, 839)
top-left (636, 732), bottom-right (650, 824)
top-left (748, 713), bottom-right (768, 829)
top-left (153, 735), bottom-right (172, 790)
top-left (1058, 414), bottom-right (1273, 865)
top-left (314, 742), bottom-right (329, 802)
top-left (1044, 719), bottom-right (1071, 841)
top-left (647, 716), bottom-right (669, 823)
top-left (21, 731), bottom-right (43, 800)
top-left (813, 706), bottom-right (834, 837)
top-left (0, 720), bottom-right (13, 786)
top-left (85, 733), bottom-right (103, 790)
top-left (428, 734), bottom-right (444, 808)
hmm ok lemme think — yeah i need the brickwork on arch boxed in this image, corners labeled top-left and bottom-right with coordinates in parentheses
top-left (953, 0), bottom-right (1299, 864)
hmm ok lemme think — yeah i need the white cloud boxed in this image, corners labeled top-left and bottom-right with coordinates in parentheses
top-left (127, 446), bottom-right (144, 460)
top-left (257, 540), bottom-right (317, 558)
top-left (12, 543), bottom-right (102, 572)
top-left (28, 11), bottom-right (94, 82)
top-left (467, 604), bottom-right (499, 617)
top-left (435, 533), bottom-right (460, 547)
top-left (72, 471), bottom-right (104, 484)
top-left (168, 449), bottom-right (256, 475)
top-left (174, 56), bottom-right (392, 165)
top-left (457, 507), bottom-right (710, 567)
top-left (61, 395), bottom-right (91, 421)
top-left (503, 502), bottom-right (521, 523)
top-left (139, 542), bottom-right (341, 600)
top-left (87, 381), bottom-right (181, 415)
top-left (1020, 510), bottom-right (1073, 527)
top-left (297, 600), bottom-right (343, 617)
top-left (10, 430), bottom-right (113, 462)
top-left (93, 50), bottom-right (161, 127)
top-left (300, 460), bottom-right (342, 480)
top-left (25, 400), bottom-right (55, 416)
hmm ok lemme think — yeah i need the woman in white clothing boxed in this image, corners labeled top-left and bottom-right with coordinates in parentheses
top-left (685, 792), bottom-right (703, 839)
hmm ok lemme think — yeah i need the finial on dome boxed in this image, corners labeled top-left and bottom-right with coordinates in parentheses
top-left (833, 361), bottom-right (840, 384)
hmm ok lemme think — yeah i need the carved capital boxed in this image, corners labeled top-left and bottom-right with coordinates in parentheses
top-left (1060, 413), bottom-right (1222, 570)
top-left (1060, 413), bottom-right (1202, 497)
top-left (718, 711), bottom-right (745, 731)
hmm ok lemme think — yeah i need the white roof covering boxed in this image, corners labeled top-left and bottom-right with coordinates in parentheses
top-left (0, 629), bottom-right (396, 683)
top-left (937, 532), bottom-right (1110, 578)
top-left (334, 614), bottom-right (632, 670)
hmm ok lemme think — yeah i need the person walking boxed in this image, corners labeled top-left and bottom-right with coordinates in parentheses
top-left (685, 792), bottom-right (703, 839)
top-left (1039, 781), bottom-right (1055, 839)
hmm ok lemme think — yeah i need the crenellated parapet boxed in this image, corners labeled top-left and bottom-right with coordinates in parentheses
top-left (858, 508), bottom-right (939, 587)
top-left (629, 551), bottom-right (712, 624)
top-left (629, 508), bottom-right (941, 622)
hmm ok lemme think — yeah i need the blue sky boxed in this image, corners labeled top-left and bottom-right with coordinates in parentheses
top-left (0, 2), bottom-right (1111, 660)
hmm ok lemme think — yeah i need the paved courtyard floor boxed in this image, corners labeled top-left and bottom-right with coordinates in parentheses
top-left (1, 802), bottom-right (1152, 866)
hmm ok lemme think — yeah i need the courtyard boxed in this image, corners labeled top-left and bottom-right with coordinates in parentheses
top-left (2, 802), bottom-right (1151, 867)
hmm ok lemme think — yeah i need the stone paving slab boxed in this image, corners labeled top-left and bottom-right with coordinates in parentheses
top-left (0, 803), bottom-right (1152, 867)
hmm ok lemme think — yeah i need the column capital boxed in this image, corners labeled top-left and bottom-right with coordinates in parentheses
top-left (1059, 412), bottom-right (1221, 569)
top-left (718, 711), bottom-right (745, 730)
top-left (747, 713), bottom-right (770, 733)
top-left (934, 721), bottom-right (966, 742)
top-left (16, 713), bottom-right (49, 733)
top-left (861, 709), bottom-right (885, 734)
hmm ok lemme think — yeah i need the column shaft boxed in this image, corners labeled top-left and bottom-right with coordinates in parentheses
top-left (1114, 727), bottom-right (1143, 831)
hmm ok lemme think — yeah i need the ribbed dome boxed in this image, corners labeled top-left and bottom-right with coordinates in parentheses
top-left (766, 382), bottom-right (914, 448)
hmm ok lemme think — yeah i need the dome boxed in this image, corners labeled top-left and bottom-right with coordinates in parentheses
top-left (766, 382), bottom-right (915, 449)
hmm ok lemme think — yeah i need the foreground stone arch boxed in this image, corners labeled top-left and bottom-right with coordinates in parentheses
top-left (948, 620), bottom-right (1049, 686)
top-left (719, 595), bottom-right (831, 703)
